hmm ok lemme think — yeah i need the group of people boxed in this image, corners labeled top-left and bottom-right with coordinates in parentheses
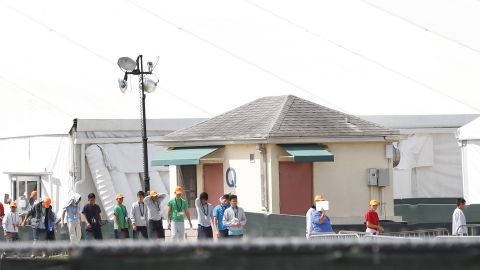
top-left (306, 195), bottom-right (469, 237)
top-left (0, 186), bottom-right (248, 257)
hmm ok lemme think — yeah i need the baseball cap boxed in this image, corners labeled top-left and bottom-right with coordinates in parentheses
top-left (314, 195), bottom-right (325, 201)
top-left (116, 194), bottom-right (125, 199)
top-left (369, 199), bottom-right (379, 206)
top-left (9, 201), bottom-right (17, 207)
top-left (174, 186), bottom-right (183, 194)
top-left (150, 191), bottom-right (158, 197)
top-left (31, 191), bottom-right (37, 198)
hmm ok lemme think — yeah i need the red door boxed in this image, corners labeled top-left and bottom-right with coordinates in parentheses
top-left (279, 162), bottom-right (313, 215)
top-left (203, 164), bottom-right (224, 204)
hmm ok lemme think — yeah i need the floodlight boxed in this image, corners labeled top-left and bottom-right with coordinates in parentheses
top-left (117, 57), bottom-right (137, 72)
top-left (143, 78), bottom-right (158, 93)
top-left (118, 78), bottom-right (128, 93)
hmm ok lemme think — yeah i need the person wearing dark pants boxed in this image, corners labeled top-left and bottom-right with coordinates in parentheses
top-left (144, 191), bottom-right (166, 239)
top-left (82, 193), bottom-right (103, 240)
top-left (195, 192), bottom-right (213, 239)
top-left (213, 194), bottom-right (231, 239)
top-left (131, 191), bottom-right (148, 239)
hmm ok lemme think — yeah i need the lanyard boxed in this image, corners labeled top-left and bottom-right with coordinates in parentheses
top-left (10, 213), bottom-right (17, 227)
top-left (154, 200), bottom-right (160, 212)
top-left (175, 198), bottom-right (182, 211)
top-left (233, 207), bottom-right (238, 219)
top-left (201, 204), bottom-right (209, 217)
top-left (139, 202), bottom-right (145, 217)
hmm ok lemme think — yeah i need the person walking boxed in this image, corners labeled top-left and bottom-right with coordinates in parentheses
top-left (113, 194), bottom-right (129, 239)
top-left (195, 192), bottom-right (213, 239)
top-left (61, 193), bottom-right (82, 242)
top-left (306, 195), bottom-right (324, 239)
top-left (365, 199), bottom-right (383, 235)
top-left (82, 193), bottom-right (103, 240)
top-left (452, 198), bottom-right (467, 236)
top-left (22, 197), bottom-right (55, 258)
top-left (222, 195), bottom-right (247, 238)
top-left (167, 186), bottom-right (192, 241)
top-left (213, 194), bottom-right (230, 239)
top-left (131, 191), bottom-right (148, 239)
top-left (2, 201), bottom-right (20, 258)
top-left (144, 190), bottom-right (166, 240)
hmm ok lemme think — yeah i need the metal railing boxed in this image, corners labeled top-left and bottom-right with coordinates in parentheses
top-left (455, 224), bottom-right (480, 236)
top-left (338, 230), bottom-right (369, 238)
top-left (310, 233), bottom-right (360, 240)
top-left (382, 228), bottom-right (449, 238)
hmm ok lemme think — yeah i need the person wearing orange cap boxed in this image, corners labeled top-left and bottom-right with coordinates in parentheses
top-left (1, 201), bottom-right (21, 258)
top-left (306, 195), bottom-right (325, 239)
top-left (167, 186), bottom-right (192, 241)
top-left (144, 190), bottom-right (166, 240)
top-left (22, 197), bottom-right (56, 257)
top-left (113, 194), bottom-right (130, 239)
top-left (365, 199), bottom-right (384, 235)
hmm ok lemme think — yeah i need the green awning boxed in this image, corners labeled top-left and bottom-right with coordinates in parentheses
top-left (151, 146), bottom-right (221, 166)
top-left (280, 144), bottom-right (334, 162)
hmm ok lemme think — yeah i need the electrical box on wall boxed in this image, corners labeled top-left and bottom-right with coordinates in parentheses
top-left (367, 168), bottom-right (390, 186)
top-left (368, 168), bottom-right (378, 186)
top-left (378, 169), bottom-right (390, 187)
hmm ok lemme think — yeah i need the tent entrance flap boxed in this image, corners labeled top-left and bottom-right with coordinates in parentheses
top-left (152, 146), bottom-right (221, 166)
top-left (280, 144), bottom-right (334, 162)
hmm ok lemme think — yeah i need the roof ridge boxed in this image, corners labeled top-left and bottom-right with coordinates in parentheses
top-left (266, 95), bottom-right (295, 138)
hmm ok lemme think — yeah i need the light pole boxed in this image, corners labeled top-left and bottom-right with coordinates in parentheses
top-left (117, 55), bottom-right (158, 193)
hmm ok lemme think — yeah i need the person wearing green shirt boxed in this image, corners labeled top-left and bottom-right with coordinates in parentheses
top-left (113, 194), bottom-right (129, 239)
top-left (167, 186), bottom-right (192, 241)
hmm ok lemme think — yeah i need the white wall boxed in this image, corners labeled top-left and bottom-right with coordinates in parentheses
top-left (0, 135), bottom-right (72, 216)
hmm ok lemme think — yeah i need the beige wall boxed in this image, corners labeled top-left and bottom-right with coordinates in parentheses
top-left (197, 145), bottom-right (264, 213)
top-left (313, 142), bottom-right (394, 222)
top-left (169, 141), bottom-right (394, 222)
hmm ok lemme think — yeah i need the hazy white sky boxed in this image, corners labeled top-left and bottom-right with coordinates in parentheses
top-left (1, 0), bottom-right (480, 137)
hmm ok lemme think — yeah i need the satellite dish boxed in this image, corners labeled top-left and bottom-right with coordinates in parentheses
top-left (118, 78), bottom-right (128, 93)
top-left (117, 57), bottom-right (137, 72)
top-left (143, 78), bottom-right (158, 93)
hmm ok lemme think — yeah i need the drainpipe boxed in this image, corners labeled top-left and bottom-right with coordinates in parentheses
top-left (74, 144), bottom-right (86, 193)
top-left (258, 144), bottom-right (270, 213)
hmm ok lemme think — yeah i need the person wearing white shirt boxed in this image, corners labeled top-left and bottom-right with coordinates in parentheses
top-left (452, 198), bottom-right (467, 236)
top-left (144, 191), bottom-right (166, 239)
top-left (222, 195), bottom-right (247, 238)
top-left (131, 191), bottom-right (148, 239)
top-left (2, 201), bottom-right (21, 259)
top-left (195, 192), bottom-right (213, 239)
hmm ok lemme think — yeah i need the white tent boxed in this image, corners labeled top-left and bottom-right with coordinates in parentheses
top-left (458, 117), bottom-right (480, 204)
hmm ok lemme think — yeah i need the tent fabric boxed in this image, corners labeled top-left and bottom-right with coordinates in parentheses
top-left (98, 144), bottom-right (168, 173)
top-left (151, 146), bottom-right (221, 166)
top-left (459, 117), bottom-right (480, 204)
top-left (394, 133), bottom-right (463, 199)
top-left (458, 116), bottom-right (480, 141)
top-left (461, 142), bottom-right (480, 204)
top-left (279, 144), bottom-right (334, 162)
top-left (396, 134), bottom-right (434, 170)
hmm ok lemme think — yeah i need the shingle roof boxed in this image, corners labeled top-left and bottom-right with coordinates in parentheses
top-left (164, 95), bottom-right (399, 142)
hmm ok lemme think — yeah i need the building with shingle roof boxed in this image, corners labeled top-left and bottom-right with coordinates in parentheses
top-left (159, 95), bottom-right (399, 145)
top-left (153, 95), bottom-right (402, 225)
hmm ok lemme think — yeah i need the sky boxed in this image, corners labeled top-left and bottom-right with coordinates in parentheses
top-left (1, 0), bottom-right (480, 137)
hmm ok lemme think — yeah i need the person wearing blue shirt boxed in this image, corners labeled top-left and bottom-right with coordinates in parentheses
top-left (61, 193), bottom-right (82, 242)
top-left (312, 210), bottom-right (333, 233)
top-left (213, 194), bottom-right (230, 238)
